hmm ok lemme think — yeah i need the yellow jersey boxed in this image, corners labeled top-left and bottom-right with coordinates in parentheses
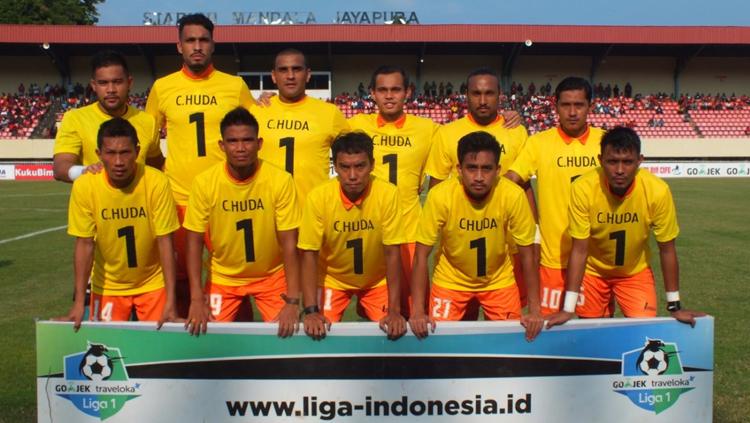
top-left (348, 113), bottom-right (438, 241)
top-left (569, 167), bottom-right (680, 278)
top-left (416, 177), bottom-right (535, 291)
top-left (183, 161), bottom-right (301, 286)
top-left (297, 176), bottom-right (406, 290)
top-left (509, 126), bottom-right (605, 269)
top-left (67, 164), bottom-right (179, 295)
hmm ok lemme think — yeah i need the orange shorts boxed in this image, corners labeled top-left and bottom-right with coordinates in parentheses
top-left (430, 284), bottom-right (521, 321)
top-left (205, 268), bottom-right (287, 322)
top-left (400, 242), bottom-right (418, 318)
top-left (90, 288), bottom-right (166, 322)
top-left (539, 265), bottom-right (566, 316)
top-left (576, 268), bottom-right (657, 318)
top-left (321, 284), bottom-right (389, 322)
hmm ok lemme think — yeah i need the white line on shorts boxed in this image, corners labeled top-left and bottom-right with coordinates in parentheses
top-left (0, 225), bottom-right (67, 245)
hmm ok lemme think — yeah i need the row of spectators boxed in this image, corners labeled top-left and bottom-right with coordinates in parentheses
top-left (0, 94), bottom-right (52, 138)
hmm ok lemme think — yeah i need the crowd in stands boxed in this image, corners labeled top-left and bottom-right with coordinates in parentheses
top-left (3, 80), bottom-right (750, 139)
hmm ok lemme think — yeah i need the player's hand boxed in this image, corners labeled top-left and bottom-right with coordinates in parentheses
top-left (257, 91), bottom-right (276, 107)
top-left (303, 312), bottom-right (330, 341)
top-left (273, 303), bottom-right (300, 338)
top-left (408, 312), bottom-right (436, 339)
top-left (379, 311), bottom-right (407, 340)
top-left (670, 309), bottom-right (706, 328)
top-left (545, 311), bottom-right (575, 329)
top-left (157, 302), bottom-right (183, 330)
top-left (53, 303), bottom-right (86, 332)
top-left (501, 110), bottom-right (523, 128)
top-left (520, 311), bottom-right (544, 341)
top-left (185, 296), bottom-right (213, 336)
top-left (83, 162), bottom-right (104, 175)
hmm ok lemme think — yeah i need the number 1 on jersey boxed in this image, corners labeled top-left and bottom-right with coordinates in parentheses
top-left (346, 238), bottom-right (364, 274)
top-left (117, 226), bottom-right (137, 268)
top-left (280, 137), bottom-right (295, 174)
top-left (469, 237), bottom-right (487, 277)
top-left (236, 219), bottom-right (256, 262)
top-left (189, 112), bottom-right (206, 157)
top-left (382, 154), bottom-right (398, 185)
top-left (609, 230), bottom-right (626, 266)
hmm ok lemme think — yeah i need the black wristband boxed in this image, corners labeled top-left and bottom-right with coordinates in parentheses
top-left (280, 294), bottom-right (300, 305)
top-left (667, 300), bottom-right (682, 312)
top-left (302, 305), bottom-right (320, 316)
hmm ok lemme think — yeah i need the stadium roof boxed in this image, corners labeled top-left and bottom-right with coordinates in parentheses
top-left (2, 23), bottom-right (750, 45)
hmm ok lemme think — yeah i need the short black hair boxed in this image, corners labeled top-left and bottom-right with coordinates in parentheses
top-left (91, 50), bottom-right (129, 77)
top-left (177, 13), bottom-right (214, 38)
top-left (369, 65), bottom-right (409, 90)
top-left (554, 76), bottom-right (592, 102)
top-left (466, 67), bottom-right (501, 91)
top-left (97, 118), bottom-right (139, 150)
top-left (601, 126), bottom-right (641, 155)
top-left (275, 48), bottom-right (308, 68)
top-left (331, 131), bottom-right (374, 164)
top-left (457, 131), bottom-right (501, 165)
top-left (220, 107), bottom-right (259, 138)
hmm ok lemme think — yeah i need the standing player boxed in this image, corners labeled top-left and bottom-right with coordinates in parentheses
top-left (298, 132), bottom-right (407, 340)
top-left (57, 118), bottom-right (179, 329)
top-left (145, 14), bottom-right (256, 316)
top-left (546, 127), bottom-right (704, 327)
top-left (348, 65), bottom-right (438, 316)
top-left (425, 68), bottom-right (532, 307)
top-left (182, 108), bottom-right (302, 337)
top-left (54, 50), bottom-right (162, 182)
top-left (506, 76), bottom-right (605, 315)
top-left (409, 132), bottom-right (543, 341)
top-left (250, 48), bottom-right (349, 202)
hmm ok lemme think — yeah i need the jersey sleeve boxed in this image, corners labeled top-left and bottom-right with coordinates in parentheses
top-left (150, 173), bottom-right (180, 236)
top-left (330, 107), bottom-right (350, 140)
top-left (415, 188), bottom-right (446, 246)
top-left (239, 80), bottom-right (257, 108)
top-left (507, 184), bottom-right (536, 246)
top-left (380, 186), bottom-right (406, 246)
top-left (67, 179), bottom-right (95, 238)
top-left (144, 84), bottom-right (164, 130)
top-left (275, 173), bottom-right (302, 231)
top-left (53, 112), bottom-right (82, 157)
top-left (651, 181), bottom-right (680, 243)
top-left (143, 116), bottom-right (162, 159)
top-left (423, 127), bottom-right (453, 180)
top-left (297, 190), bottom-right (325, 251)
top-left (508, 135), bottom-right (538, 182)
top-left (182, 176), bottom-right (211, 234)
top-left (568, 177), bottom-right (592, 240)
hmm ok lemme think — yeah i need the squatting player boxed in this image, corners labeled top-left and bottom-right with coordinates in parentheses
top-left (546, 127), bottom-right (705, 327)
top-left (348, 65), bottom-right (439, 316)
top-left (183, 108), bottom-right (302, 337)
top-left (250, 48), bottom-right (349, 202)
top-left (145, 13), bottom-right (256, 316)
top-left (409, 132), bottom-right (543, 341)
top-left (425, 67), bottom-right (532, 306)
top-left (54, 50), bottom-right (162, 182)
top-left (298, 132), bottom-right (407, 340)
top-left (506, 76), bottom-right (605, 315)
top-left (58, 118), bottom-right (179, 329)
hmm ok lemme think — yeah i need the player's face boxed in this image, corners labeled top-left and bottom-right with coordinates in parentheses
top-left (97, 136), bottom-right (140, 188)
top-left (335, 151), bottom-right (374, 200)
top-left (272, 53), bottom-right (310, 103)
top-left (177, 24), bottom-right (214, 73)
top-left (599, 145), bottom-right (643, 196)
top-left (219, 124), bottom-right (262, 174)
top-left (467, 75), bottom-right (500, 125)
top-left (371, 72), bottom-right (410, 121)
top-left (556, 89), bottom-right (591, 138)
top-left (91, 65), bottom-right (132, 116)
top-left (458, 150), bottom-right (499, 201)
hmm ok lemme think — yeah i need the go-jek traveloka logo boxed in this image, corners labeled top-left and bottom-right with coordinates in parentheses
top-left (56, 342), bottom-right (141, 420)
top-left (612, 338), bottom-right (695, 414)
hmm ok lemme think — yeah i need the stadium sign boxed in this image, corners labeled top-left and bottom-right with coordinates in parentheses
top-left (37, 318), bottom-right (713, 422)
top-left (141, 10), bottom-right (419, 25)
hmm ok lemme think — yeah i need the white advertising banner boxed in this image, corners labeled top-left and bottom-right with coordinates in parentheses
top-left (37, 318), bottom-right (713, 422)
top-left (642, 161), bottom-right (750, 178)
top-left (0, 164), bottom-right (15, 180)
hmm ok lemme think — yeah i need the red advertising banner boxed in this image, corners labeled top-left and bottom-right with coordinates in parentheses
top-left (15, 164), bottom-right (54, 181)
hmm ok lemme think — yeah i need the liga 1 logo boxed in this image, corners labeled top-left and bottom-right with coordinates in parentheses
top-left (613, 338), bottom-right (696, 414)
top-left (57, 342), bottom-right (141, 420)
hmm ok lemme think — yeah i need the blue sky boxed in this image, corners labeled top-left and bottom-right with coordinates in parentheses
top-left (97, 0), bottom-right (750, 26)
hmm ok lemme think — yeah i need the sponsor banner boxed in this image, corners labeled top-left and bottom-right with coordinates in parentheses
top-left (37, 318), bottom-right (713, 422)
top-left (15, 164), bottom-right (54, 180)
top-left (0, 164), bottom-right (15, 180)
top-left (642, 161), bottom-right (750, 178)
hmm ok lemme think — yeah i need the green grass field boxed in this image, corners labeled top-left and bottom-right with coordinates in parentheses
top-left (0, 179), bottom-right (747, 422)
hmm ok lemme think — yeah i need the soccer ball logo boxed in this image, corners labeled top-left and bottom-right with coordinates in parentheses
top-left (78, 343), bottom-right (113, 381)
top-left (636, 339), bottom-right (670, 376)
